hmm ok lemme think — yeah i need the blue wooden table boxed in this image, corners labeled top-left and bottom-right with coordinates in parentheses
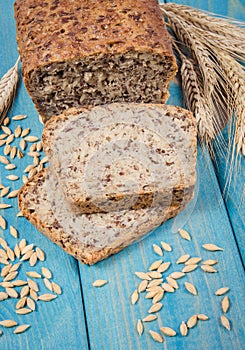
top-left (0, 1), bottom-right (244, 349)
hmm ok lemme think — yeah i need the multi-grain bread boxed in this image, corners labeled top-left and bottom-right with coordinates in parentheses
top-left (18, 169), bottom-right (186, 265)
top-left (42, 103), bottom-right (197, 214)
top-left (14, 0), bottom-right (177, 122)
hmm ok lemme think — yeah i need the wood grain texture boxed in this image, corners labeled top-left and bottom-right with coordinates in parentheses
top-left (0, 2), bottom-right (89, 349)
top-left (167, 0), bottom-right (245, 265)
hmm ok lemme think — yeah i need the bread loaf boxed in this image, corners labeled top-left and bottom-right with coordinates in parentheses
top-left (14, 0), bottom-right (177, 122)
top-left (42, 103), bottom-right (197, 214)
top-left (18, 169), bottom-right (186, 265)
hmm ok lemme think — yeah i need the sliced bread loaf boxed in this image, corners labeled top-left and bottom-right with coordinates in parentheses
top-left (42, 103), bottom-right (197, 214)
top-left (18, 169), bottom-right (184, 265)
top-left (14, 0), bottom-right (177, 122)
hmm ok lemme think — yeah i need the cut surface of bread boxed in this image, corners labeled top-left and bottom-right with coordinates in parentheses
top-left (14, 0), bottom-right (177, 121)
top-left (18, 169), bottom-right (186, 265)
top-left (43, 103), bottom-right (197, 214)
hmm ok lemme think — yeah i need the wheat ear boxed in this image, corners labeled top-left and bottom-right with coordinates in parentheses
top-left (0, 57), bottom-right (20, 124)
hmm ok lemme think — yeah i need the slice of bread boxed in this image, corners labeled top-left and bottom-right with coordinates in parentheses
top-left (42, 103), bottom-right (197, 214)
top-left (18, 169), bottom-right (184, 265)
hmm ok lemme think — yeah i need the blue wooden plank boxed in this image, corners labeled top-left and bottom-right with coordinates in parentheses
top-left (0, 2), bottom-right (89, 349)
top-left (165, 0), bottom-right (245, 264)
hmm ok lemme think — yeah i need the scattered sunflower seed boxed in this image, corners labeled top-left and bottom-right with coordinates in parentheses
top-left (0, 320), bottom-right (17, 327)
top-left (36, 247), bottom-right (45, 261)
top-left (160, 326), bottom-right (176, 337)
top-left (20, 250), bottom-right (34, 261)
top-left (178, 229), bottom-right (191, 241)
top-left (12, 280), bottom-right (27, 287)
top-left (201, 265), bottom-right (217, 273)
top-left (149, 330), bottom-right (164, 343)
top-left (24, 136), bottom-right (39, 142)
top-left (152, 290), bottom-right (164, 304)
top-left (8, 190), bottom-right (19, 198)
top-left (29, 252), bottom-right (37, 267)
top-left (185, 257), bottom-right (202, 265)
top-left (148, 302), bottom-right (162, 313)
top-left (1, 126), bottom-right (11, 135)
top-left (16, 308), bottom-right (32, 315)
top-left (182, 264), bottom-right (198, 273)
top-left (19, 139), bottom-right (26, 150)
top-left (41, 267), bottom-right (52, 279)
top-left (6, 175), bottom-right (19, 181)
top-left (187, 315), bottom-right (198, 328)
top-left (14, 324), bottom-right (30, 334)
top-left (6, 134), bottom-right (15, 145)
top-left (202, 244), bottom-right (224, 251)
top-left (215, 287), bottom-right (229, 296)
top-left (220, 315), bottom-right (231, 331)
top-left (3, 118), bottom-right (10, 126)
top-left (135, 272), bottom-right (151, 281)
top-left (147, 279), bottom-right (163, 288)
top-left (12, 114), bottom-right (26, 121)
top-left (197, 314), bottom-right (209, 321)
top-left (152, 244), bottom-right (163, 256)
top-left (38, 294), bottom-right (57, 302)
top-left (136, 320), bottom-right (144, 336)
top-left (143, 315), bottom-right (157, 322)
top-left (20, 286), bottom-right (30, 298)
top-left (131, 290), bottom-right (139, 305)
top-left (184, 282), bottom-right (198, 295)
top-left (26, 297), bottom-right (36, 311)
top-left (10, 146), bottom-right (17, 159)
top-left (0, 203), bottom-right (11, 209)
top-left (160, 241), bottom-right (172, 252)
top-left (169, 272), bottom-right (185, 279)
top-left (138, 280), bottom-right (148, 293)
top-left (6, 288), bottom-right (18, 298)
top-left (92, 280), bottom-right (108, 287)
top-left (180, 321), bottom-right (188, 336)
top-left (16, 297), bottom-right (27, 309)
top-left (157, 262), bottom-right (171, 273)
top-left (26, 271), bottom-right (41, 279)
top-left (0, 292), bottom-right (8, 301)
top-left (14, 125), bottom-right (22, 138)
top-left (221, 296), bottom-right (230, 313)
top-left (9, 226), bottom-right (18, 238)
top-left (14, 245), bottom-right (21, 259)
top-left (176, 254), bottom-right (190, 264)
top-left (6, 247), bottom-right (15, 261)
top-left (202, 259), bottom-right (218, 265)
top-left (5, 163), bottom-right (16, 170)
top-left (52, 282), bottom-right (62, 295)
top-left (148, 259), bottom-right (163, 271)
top-left (166, 277), bottom-right (179, 289)
top-left (162, 283), bottom-right (175, 293)
top-left (147, 271), bottom-right (162, 279)
top-left (17, 149), bottom-right (24, 159)
top-left (0, 215), bottom-right (6, 229)
top-left (27, 279), bottom-right (39, 292)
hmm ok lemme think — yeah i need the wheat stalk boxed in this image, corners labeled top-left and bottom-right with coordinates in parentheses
top-left (0, 57), bottom-right (20, 124)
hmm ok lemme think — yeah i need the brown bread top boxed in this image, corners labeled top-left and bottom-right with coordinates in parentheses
top-left (14, 0), bottom-right (176, 78)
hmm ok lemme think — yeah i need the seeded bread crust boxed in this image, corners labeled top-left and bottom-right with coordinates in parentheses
top-left (42, 103), bottom-right (197, 214)
top-left (18, 169), bottom-right (183, 265)
top-left (14, 0), bottom-right (177, 121)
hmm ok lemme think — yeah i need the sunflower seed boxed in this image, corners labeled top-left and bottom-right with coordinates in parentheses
top-left (12, 115), bottom-right (26, 121)
top-left (0, 203), bottom-right (11, 209)
top-left (19, 239), bottom-right (26, 251)
top-left (36, 141), bottom-right (43, 152)
top-left (21, 243), bottom-right (34, 255)
top-left (1, 187), bottom-right (10, 197)
top-left (4, 145), bottom-right (11, 155)
top-left (169, 272), bottom-right (185, 279)
top-left (26, 297), bottom-right (36, 311)
top-left (0, 134), bottom-right (7, 139)
top-left (185, 257), bottom-right (202, 265)
top-left (197, 314), bottom-right (209, 321)
top-left (12, 280), bottom-right (27, 287)
top-left (153, 244), bottom-right (163, 256)
top-left (44, 278), bottom-right (53, 292)
top-left (6, 247), bottom-right (15, 261)
top-left (0, 282), bottom-right (13, 288)
top-left (16, 297), bottom-right (27, 309)
top-left (9, 262), bottom-right (21, 272)
top-left (92, 280), bottom-right (108, 287)
top-left (0, 248), bottom-right (8, 259)
top-left (40, 156), bottom-right (48, 164)
top-left (220, 315), bottom-right (231, 330)
top-left (29, 252), bottom-right (37, 266)
top-left (131, 289), bottom-right (139, 305)
top-left (24, 164), bottom-right (35, 173)
top-left (14, 324), bottom-right (31, 334)
top-left (0, 140), bottom-right (6, 146)
top-left (147, 271), bottom-right (162, 279)
top-left (9, 226), bottom-right (18, 238)
top-left (182, 264), bottom-right (198, 273)
top-left (22, 175), bottom-right (28, 184)
top-left (20, 250), bottom-right (34, 261)
top-left (10, 146), bottom-right (17, 159)
top-left (184, 282), bottom-right (198, 295)
top-left (149, 330), bottom-right (164, 343)
top-left (176, 254), bottom-right (190, 264)
top-left (30, 144), bottom-right (37, 152)
top-left (52, 282), bottom-right (62, 295)
top-left (202, 259), bottom-right (218, 265)
top-left (215, 287), bottom-right (229, 296)
top-left (0, 292), bottom-right (8, 301)
top-left (138, 280), bottom-right (148, 293)
top-left (8, 190), bottom-right (19, 198)
top-left (26, 271), bottom-right (41, 279)
top-left (0, 215), bottom-right (6, 229)
top-left (6, 288), bottom-right (18, 298)
top-left (38, 294), bottom-right (57, 302)
top-left (148, 302), bottom-right (162, 313)
top-left (202, 244), bottom-right (224, 251)
top-left (19, 139), bottom-right (26, 150)
top-left (16, 308), bottom-right (32, 315)
top-left (152, 290), bottom-right (164, 304)
top-left (143, 315), bottom-right (157, 322)
top-left (160, 326), bottom-right (176, 337)
top-left (20, 286), bottom-right (30, 298)
top-left (21, 128), bottom-right (30, 138)
top-left (3, 117), bottom-right (10, 125)
top-left (0, 258), bottom-right (9, 264)
top-left (1, 126), bottom-right (11, 135)
top-left (17, 149), bottom-right (24, 159)
top-left (29, 289), bottom-right (38, 301)
top-left (160, 241), bottom-right (172, 252)
top-left (5, 163), bottom-right (16, 170)
top-left (201, 265), bottom-right (217, 273)
top-left (0, 156), bottom-right (9, 165)
top-left (136, 320), bottom-right (143, 336)
top-left (135, 272), bottom-right (151, 281)
top-left (162, 283), bottom-right (175, 293)
top-left (27, 279), bottom-right (39, 292)
top-left (166, 277), bottom-right (179, 289)
top-left (147, 279), bottom-right (163, 288)
top-left (180, 321), bottom-right (188, 336)
top-left (221, 296), bottom-right (230, 313)
top-left (14, 245), bottom-right (20, 259)
top-left (149, 259), bottom-right (163, 271)
top-left (41, 267), bottom-right (52, 279)
top-left (24, 136), bottom-right (39, 142)
top-left (14, 125), bottom-right (22, 138)
top-left (0, 320), bottom-right (17, 327)
top-left (145, 290), bottom-right (159, 299)
top-left (157, 262), bottom-right (171, 273)
top-left (6, 175), bottom-right (19, 181)
top-left (187, 315), bottom-right (197, 328)
top-left (36, 247), bottom-right (45, 261)
top-left (6, 134), bottom-right (15, 144)
top-left (28, 168), bottom-right (37, 179)
top-left (178, 229), bottom-right (191, 241)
